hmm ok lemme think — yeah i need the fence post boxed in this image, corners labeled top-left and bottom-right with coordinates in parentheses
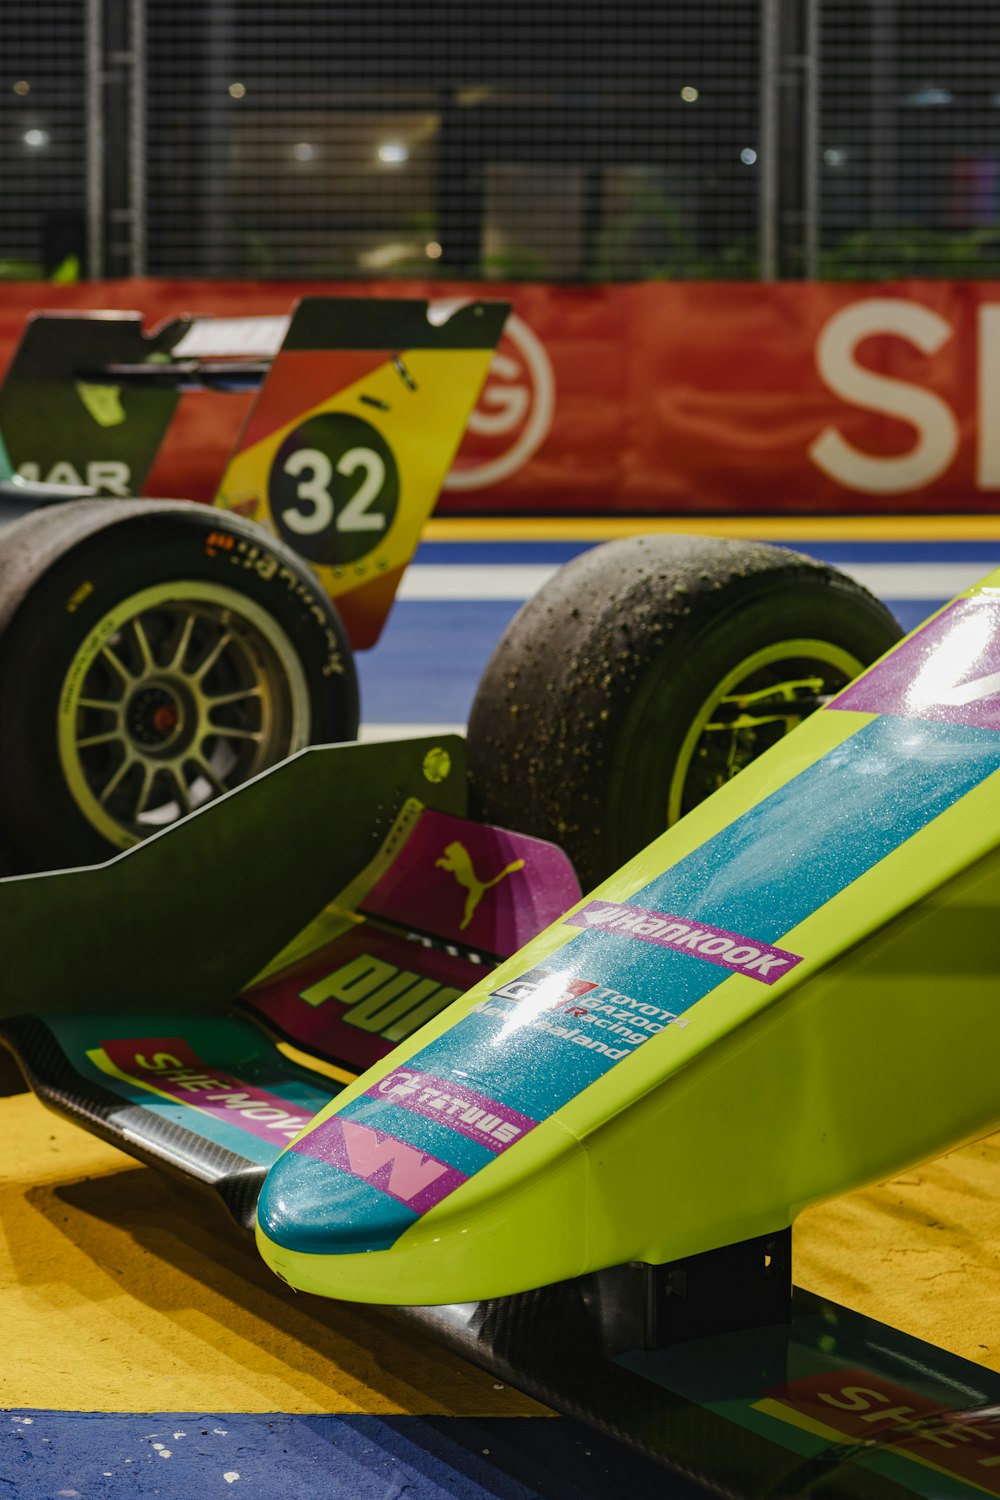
top-left (86, 0), bottom-right (145, 277)
top-left (759, 0), bottom-right (819, 280)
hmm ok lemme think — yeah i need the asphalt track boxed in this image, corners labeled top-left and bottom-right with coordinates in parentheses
top-left (5, 516), bottom-right (1000, 1499)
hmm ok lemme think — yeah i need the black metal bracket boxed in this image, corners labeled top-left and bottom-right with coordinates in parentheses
top-left (589, 1228), bottom-right (793, 1355)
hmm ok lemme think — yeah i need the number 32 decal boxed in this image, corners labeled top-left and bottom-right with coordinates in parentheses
top-left (270, 413), bottom-right (400, 566)
top-left (281, 447), bottom-right (387, 536)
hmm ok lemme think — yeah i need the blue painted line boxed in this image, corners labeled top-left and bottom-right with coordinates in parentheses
top-left (888, 599), bottom-right (940, 633)
top-left (0, 1411), bottom-right (687, 1499)
top-left (415, 539), bottom-right (1000, 566)
top-left (362, 543), bottom-right (956, 725)
top-left (359, 600), bottom-right (521, 723)
top-left (416, 541), bottom-right (590, 565)
top-left (788, 540), bottom-right (1000, 564)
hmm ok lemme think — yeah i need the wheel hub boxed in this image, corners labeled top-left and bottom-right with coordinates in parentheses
top-left (125, 682), bottom-right (188, 752)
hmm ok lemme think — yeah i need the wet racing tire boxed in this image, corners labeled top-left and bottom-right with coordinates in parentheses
top-left (0, 498), bottom-right (359, 870)
top-left (467, 534), bottom-right (903, 891)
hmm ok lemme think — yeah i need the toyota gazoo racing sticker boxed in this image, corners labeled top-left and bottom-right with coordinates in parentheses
top-left (486, 965), bottom-right (688, 1061)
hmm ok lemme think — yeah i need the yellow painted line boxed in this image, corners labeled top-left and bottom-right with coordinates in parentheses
top-left (424, 515), bottom-right (1000, 542)
top-left (277, 1039), bottom-right (355, 1086)
top-left (0, 1092), bottom-right (546, 1415)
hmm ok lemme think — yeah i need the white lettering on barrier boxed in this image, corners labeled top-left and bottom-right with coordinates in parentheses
top-left (806, 298), bottom-right (1000, 495)
top-left (978, 306), bottom-right (1000, 488)
top-left (809, 299), bottom-right (959, 494)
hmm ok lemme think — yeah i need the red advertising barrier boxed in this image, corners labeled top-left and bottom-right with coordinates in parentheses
top-left (1, 276), bottom-right (997, 514)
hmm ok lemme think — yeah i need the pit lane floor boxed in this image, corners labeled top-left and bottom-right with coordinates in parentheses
top-left (4, 515), bottom-right (1000, 1499)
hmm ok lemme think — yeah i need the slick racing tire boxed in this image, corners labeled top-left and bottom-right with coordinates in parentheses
top-left (467, 534), bottom-right (902, 891)
top-left (0, 498), bottom-right (359, 871)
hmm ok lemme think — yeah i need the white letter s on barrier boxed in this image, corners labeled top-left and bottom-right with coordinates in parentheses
top-left (809, 299), bottom-right (959, 494)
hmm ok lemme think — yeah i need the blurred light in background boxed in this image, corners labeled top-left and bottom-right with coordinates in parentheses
top-left (377, 141), bottom-right (410, 165)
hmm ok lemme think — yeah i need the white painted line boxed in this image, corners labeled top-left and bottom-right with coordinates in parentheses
top-left (840, 562), bottom-right (1000, 600)
top-left (396, 565), bottom-right (559, 600)
top-left (358, 722), bottom-right (465, 742)
top-left (396, 561), bottom-right (1000, 604)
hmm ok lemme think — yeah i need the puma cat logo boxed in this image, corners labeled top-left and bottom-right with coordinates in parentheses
top-left (436, 841), bottom-right (526, 929)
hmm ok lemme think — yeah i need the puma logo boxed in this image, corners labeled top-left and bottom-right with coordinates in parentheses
top-left (436, 841), bottom-right (526, 930)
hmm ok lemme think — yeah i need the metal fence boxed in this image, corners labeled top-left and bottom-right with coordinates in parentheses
top-left (0, 0), bottom-right (88, 280)
top-left (2, 1), bottom-right (1000, 282)
top-left (816, 0), bottom-right (1000, 278)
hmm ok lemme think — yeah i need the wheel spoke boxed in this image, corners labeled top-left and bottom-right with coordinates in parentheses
top-left (194, 630), bottom-right (235, 681)
top-left (208, 725), bottom-right (266, 744)
top-left (98, 755), bottom-right (134, 805)
top-left (99, 644), bottom-right (135, 685)
top-left (168, 610), bottom-right (197, 673)
top-left (76, 730), bottom-right (121, 750)
top-left (188, 755), bottom-right (229, 795)
top-left (204, 686), bottom-right (264, 708)
top-left (169, 767), bottom-right (193, 816)
top-left (131, 616), bottom-right (155, 673)
top-left (133, 762), bottom-right (158, 817)
top-left (78, 696), bottom-right (122, 712)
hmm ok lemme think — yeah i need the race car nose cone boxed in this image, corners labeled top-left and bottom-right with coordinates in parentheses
top-left (257, 1145), bottom-right (419, 1257)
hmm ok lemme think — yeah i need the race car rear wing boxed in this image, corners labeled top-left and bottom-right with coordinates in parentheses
top-left (0, 297), bottom-right (508, 647)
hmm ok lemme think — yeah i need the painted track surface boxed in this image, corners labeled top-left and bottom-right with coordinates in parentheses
top-left (6, 517), bottom-right (1000, 1497)
top-left (357, 529), bottom-right (1000, 733)
top-left (1, 1093), bottom-right (684, 1498)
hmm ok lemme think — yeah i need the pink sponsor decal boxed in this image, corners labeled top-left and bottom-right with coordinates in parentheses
top-left (565, 903), bottom-right (802, 985)
top-left (362, 808), bottom-right (581, 956)
top-left (292, 1116), bottom-right (467, 1213)
top-left (100, 1036), bottom-right (318, 1145)
top-left (365, 1069), bottom-right (538, 1153)
top-left (832, 597), bottom-right (1000, 732)
top-left (241, 922), bottom-right (481, 1073)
